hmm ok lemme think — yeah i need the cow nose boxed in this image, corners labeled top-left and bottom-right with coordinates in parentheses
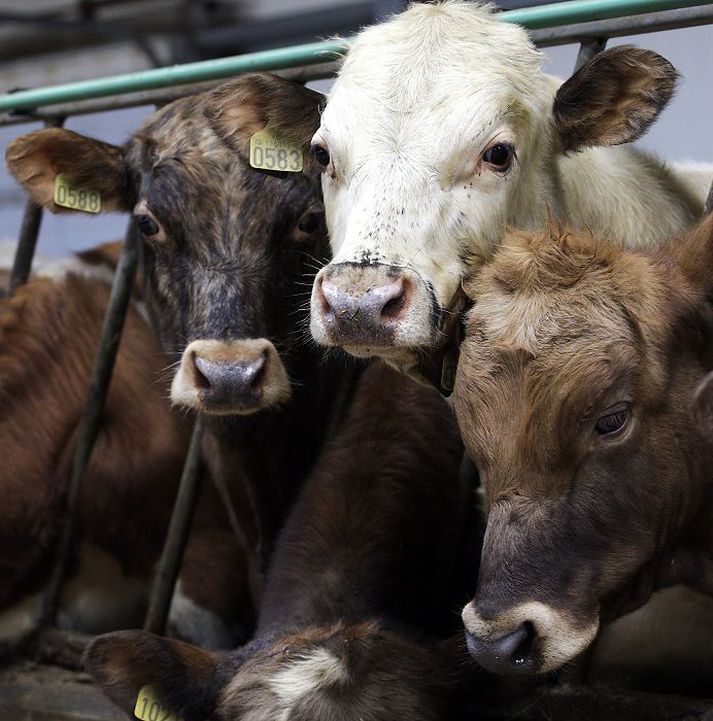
top-left (192, 353), bottom-right (265, 406)
top-left (465, 622), bottom-right (538, 675)
top-left (320, 276), bottom-right (406, 323)
top-left (315, 272), bottom-right (411, 345)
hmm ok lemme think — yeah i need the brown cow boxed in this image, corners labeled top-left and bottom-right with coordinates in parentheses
top-left (5, 74), bottom-right (357, 640)
top-left (0, 245), bottom-right (250, 649)
top-left (85, 365), bottom-right (470, 721)
top-left (452, 216), bottom-right (713, 678)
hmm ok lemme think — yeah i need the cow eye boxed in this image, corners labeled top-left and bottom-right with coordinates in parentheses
top-left (136, 214), bottom-right (159, 237)
top-left (310, 143), bottom-right (330, 168)
top-left (595, 403), bottom-right (630, 437)
top-left (297, 210), bottom-right (323, 235)
top-left (482, 143), bottom-right (514, 171)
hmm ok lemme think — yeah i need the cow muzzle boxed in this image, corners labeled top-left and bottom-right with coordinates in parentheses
top-left (171, 339), bottom-right (291, 415)
top-left (310, 262), bottom-right (440, 357)
top-left (461, 600), bottom-right (599, 675)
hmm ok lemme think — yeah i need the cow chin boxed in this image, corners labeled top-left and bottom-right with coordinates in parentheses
top-left (461, 600), bottom-right (600, 675)
top-left (170, 338), bottom-right (291, 416)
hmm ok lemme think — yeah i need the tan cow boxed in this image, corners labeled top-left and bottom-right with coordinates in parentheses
top-left (452, 215), bottom-right (713, 678)
top-left (0, 245), bottom-right (251, 649)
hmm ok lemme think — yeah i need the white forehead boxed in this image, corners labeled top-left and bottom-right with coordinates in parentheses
top-left (321, 2), bottom-right (547, 157)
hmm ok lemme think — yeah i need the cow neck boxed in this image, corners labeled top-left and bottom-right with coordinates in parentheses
top-left (200, 348), bottom-right (362, 563)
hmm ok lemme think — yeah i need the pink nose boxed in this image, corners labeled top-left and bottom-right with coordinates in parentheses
top-left (314, 267), bottom-right (410, 344)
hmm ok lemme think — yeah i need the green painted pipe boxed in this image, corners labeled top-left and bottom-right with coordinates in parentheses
top-left (1, 0), bottom-right (711, 113)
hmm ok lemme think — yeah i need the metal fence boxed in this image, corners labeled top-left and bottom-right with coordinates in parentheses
top-left (1, 0), bottom-right (713, 649)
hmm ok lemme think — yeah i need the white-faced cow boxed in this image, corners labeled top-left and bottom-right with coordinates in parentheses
top-left (303, 2), bottom-right (712, 379)
top-left (85, 364), bottom-right (469, 721)
top-left (5, 75), bottom-right (357, 640)
top-left (452, 215), bottom-right (713, 678)
top-left (0, 244), bottom-right (250, 649)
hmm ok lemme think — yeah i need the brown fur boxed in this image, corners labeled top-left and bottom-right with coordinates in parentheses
top-left (0, 249), bottom-right (251, 644)
top-left (553, 46), bottom-right (678, 153)
top-left (453, 214), bottom-right (713, 674)
top-left (86, 366), bottom-right (472, 721)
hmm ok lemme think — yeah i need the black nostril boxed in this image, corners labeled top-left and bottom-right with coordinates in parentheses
top-left (465, 621), bottom-right (538, 674)
top-left (512, 621), bottom-right (536, 667)
top-left (192, 352), bottom-right (211, 390)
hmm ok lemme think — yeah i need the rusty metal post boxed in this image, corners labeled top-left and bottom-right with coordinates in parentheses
top-left (143, 415), bottom-right (205, 635)
top-left (574, 36), bottom-right (608, 71)
top-left (7, 117), bottom-right (65, 295)
top-left (39, 222), bottom-right (140, 626)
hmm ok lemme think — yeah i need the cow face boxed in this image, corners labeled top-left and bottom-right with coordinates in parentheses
top-left (453, 219), bottom-right (713, 675)
top-left (6, 75), bottom-right (325, 415)
top-left (307, 3), bottom-right (676, 375)
top-left (85, 624), bottom-right (453, 721)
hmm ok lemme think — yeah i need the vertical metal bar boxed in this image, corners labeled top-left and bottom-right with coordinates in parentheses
top-left (143, 416), bottom-right (205, 636)
top-left (574, 36), bottom-right (608, 71)
top-left (39, 222), bottom-right (140, 626)
top-left (7, 117), bottom-right (65, 295)
top-left (705, 180), bottom-right (713, 216)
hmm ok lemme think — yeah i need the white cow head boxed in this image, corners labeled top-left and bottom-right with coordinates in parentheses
top-left (308, 2), bottom-right (677, 378)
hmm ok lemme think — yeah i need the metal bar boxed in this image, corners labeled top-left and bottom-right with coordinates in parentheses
top-left (1, 0), bottom-right (711, 114)
top-left (705, 181), bottom-right (713, 216)
top-left (7, 117), bottom-right (65, 294)
top-left (574, 37), bottom-right (608, 71)
top-left (0, 39), bottom-right (349, 114)
top-left (529, 4), bottom-right (713, 46)
top-left (8, 200), bottom-right (43, 294)
top-left (39, 223), bottom-right (140, 626)
top-left (502, 0), bottom-right (713, 29)
top-left (0, 62), bottom-right (339, 127)
top-left (143, 415), bottom-right (205, 636)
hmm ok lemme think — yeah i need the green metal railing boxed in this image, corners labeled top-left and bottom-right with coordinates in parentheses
top-left (1, 0), bottom-right (712, 114)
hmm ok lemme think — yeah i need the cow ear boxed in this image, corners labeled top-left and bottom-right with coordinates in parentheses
top-left (693, 370), bottom-right (713, 435)
top-left (553, 46), bottom-right (677, 153)
top-left (204, 73), bottom-right (324, 161)
top-left (660, 211), bottom-right (713, 292)
top-left (84, 631), bottom-right (222, 720)
top-left (5, 128), bottom-right (133, 213)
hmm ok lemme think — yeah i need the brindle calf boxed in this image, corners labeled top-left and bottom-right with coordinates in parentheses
top-left (6, 74), bottom-right (353, 637)
top-left (452, 216), bottom-right (713, 677)
top-left (85, 365), bottom-right (468, 721)
top-left (0, 245), bottom-right (249, 648)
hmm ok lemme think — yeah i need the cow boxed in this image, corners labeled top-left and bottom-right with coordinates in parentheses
top-left (0, 244), bottom-right (251, 650)
top-left (84, 363), bottom-right (470, 721)
top-left (5, 73), bottom-right (358, 642)
top-left (299, 1), bottom-right (713, 381)
top-left (451, 213), bottom-right (713, 679)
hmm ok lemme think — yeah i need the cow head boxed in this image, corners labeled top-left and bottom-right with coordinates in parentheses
top-left (452, 216), bottom-right (713, 675)
top-left (306, 2), bottom-right (677, 375)
top-left (85, 623), bottom-right (453, 721)
top-left (5, 74), bottom-right (325, 416)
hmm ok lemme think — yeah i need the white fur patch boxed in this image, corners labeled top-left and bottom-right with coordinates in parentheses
top-left (268, 648), bottom-right (348, 708)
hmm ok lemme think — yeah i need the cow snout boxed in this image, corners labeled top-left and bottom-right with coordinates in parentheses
top-left (310, 262), bottom-right (440, 356)
top-left (464, 621), bottom-right (538, 675)
top-left (171, 339), bottom-right (291, 415)
top-left (461, 599), bottom-right (600, 675)
top-left (193, 353), bottom-right (265, 406)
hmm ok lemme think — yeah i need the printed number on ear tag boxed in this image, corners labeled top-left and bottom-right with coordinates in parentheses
top-left (53, 173), bottom-right (101, 213)
top-left (134, 685), bottom-right (182, 721)
top-left (249, 129), bottom-right (303, 172)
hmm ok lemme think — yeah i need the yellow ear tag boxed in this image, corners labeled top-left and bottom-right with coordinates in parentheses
top-left (249, 128), bottom-right (303, 172)
top-left (134, 685), bottom-right (183, 721)
top-left (53, 173), bottom-right (101, 213)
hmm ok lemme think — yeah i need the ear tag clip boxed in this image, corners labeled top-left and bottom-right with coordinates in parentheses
top-left (135, 685), bottom-right (183, 721)
top-left (53, 173), bottom-right (101, 213)
top-left (249, 128), bottom-right (303, 172)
